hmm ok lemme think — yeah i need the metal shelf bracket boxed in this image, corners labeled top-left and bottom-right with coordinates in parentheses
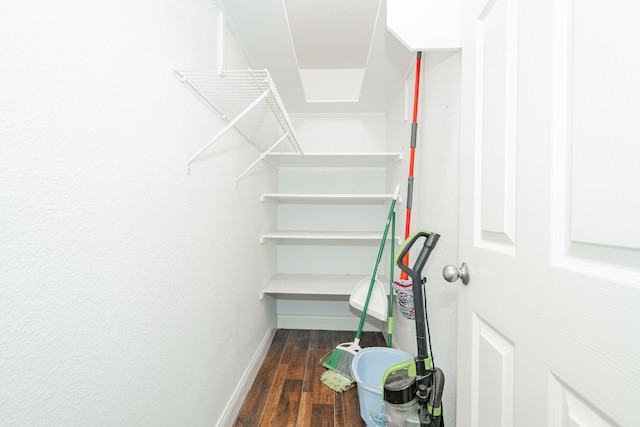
top-left (175, 69), bottom-right (303, 180)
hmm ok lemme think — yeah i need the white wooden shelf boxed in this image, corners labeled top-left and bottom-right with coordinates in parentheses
top-left (264, 152), bottom-right (402, 169)
top-left (260, 274), bottom-right (391, 299)
top-left (260, 230), bottom-right (401, 244)
top-left (260, 151), bottom-right (401, 303)
top-left (260, 193), bottom-right (395, 204)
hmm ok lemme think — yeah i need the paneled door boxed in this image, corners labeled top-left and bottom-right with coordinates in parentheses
top-left (456, 0), bottom-right (640, 426)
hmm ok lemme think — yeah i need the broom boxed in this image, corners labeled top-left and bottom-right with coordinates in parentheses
top-left (321, 185), bottom-right (400, 392)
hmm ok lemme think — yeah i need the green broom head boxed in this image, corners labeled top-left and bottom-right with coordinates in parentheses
top-left (322, 343), bottom-right (359, 380)
top-left (321, 341), bottom-right (361, 393)
top-left (320, 369), bottom-right (355, 393)
top-left (323, 348), bottom-right (347, 371)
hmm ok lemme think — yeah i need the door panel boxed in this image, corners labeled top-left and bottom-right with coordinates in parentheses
top-left (568, 0), bottom-right (640, 251)
top-left (549, 375), bottom-right (620, 427)
top-left (476, 0), bottom-right (518, 250)
top-left (474, 315), bottom-right (515, 427)
top-left (551, 0), bottom-right (640, 274)
top-left (458, 0), bottom-right (640, 426)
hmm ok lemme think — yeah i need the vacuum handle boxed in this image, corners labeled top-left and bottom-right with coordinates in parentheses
top-left (395, 230), bottom-right (441, 376)
top-left (396, 230), bottom-right (440, 282)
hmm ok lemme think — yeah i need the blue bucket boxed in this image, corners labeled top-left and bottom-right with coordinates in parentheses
top-left (351, 347), bottom-right (413, 427)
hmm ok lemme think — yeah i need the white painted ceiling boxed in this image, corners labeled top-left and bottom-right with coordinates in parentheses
top-left (218, 0), bottom-right (415, 115)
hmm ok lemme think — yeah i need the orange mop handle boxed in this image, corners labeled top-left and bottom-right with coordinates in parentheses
top-left (401, 51), bottom-right (422, 280)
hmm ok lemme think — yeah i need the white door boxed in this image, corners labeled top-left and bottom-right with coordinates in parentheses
top-left (456, 0), bottom-right (640, 426)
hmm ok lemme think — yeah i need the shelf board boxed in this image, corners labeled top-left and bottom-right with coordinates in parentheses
top-left (260, 230), bottom-right (402, 244)
top-left (260, 193), bottom-right (395, 204)
top-left (264, 152), bottom-right (402, 169)
top-left (260, 274), bottom-right (391, 298)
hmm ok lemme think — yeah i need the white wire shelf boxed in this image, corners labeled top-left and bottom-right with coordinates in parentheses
top-left (175, 69), bottom-right (303, 182)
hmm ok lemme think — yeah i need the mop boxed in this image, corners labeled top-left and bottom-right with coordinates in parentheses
top-left (394, 51), bottom-right (423, 320)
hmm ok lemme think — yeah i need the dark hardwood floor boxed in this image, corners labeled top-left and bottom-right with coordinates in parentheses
top-left (233, 329), bottom-right (387, 426)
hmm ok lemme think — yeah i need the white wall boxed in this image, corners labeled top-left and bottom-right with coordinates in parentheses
top-left (386, 51), bottom-right (461, 426)
top-left (0, 1), bottom-right (277, 425)
top-left (290, 114), bottom-right (387, 152)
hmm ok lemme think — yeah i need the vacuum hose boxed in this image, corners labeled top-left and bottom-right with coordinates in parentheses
top-left (428, 368), bottom-right (445, 423)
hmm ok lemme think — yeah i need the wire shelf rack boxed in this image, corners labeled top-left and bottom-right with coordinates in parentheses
top-left (175, 69), bottom-right (303, 181)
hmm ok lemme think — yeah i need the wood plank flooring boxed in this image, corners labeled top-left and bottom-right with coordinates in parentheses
top-left (233, 329), bottom-right (387, 426)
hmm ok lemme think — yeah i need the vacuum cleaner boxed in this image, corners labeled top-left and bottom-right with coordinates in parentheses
top-left (382, 230), bottom-right (445, 427)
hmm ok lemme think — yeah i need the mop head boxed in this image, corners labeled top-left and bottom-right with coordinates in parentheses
top-left (321, 343), bottom-right (359, 392)
top-left (393, 278), bottom-right (415, 319)
top-left (320, 369), bottom-right (355, 393)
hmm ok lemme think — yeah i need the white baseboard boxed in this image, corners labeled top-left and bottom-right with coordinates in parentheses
top-left (215, 324), bottom-right (277, 427)
top-left (277, 314), bottom-right (385, 332)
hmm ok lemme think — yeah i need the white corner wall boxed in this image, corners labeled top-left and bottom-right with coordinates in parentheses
top-left (386, 0), bottom-right (461, 51)
top-left (290, 114), bottom-right (388, 153)
top-left (0, 2), bottom-right (277, 426)
top-left (386, 51), bottom-right (461, 426)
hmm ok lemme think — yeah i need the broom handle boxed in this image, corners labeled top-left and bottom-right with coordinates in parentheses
top-left (356, 185), bottom-right (400, 339)
top-left (387, 210), bottom-right (396, 348)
